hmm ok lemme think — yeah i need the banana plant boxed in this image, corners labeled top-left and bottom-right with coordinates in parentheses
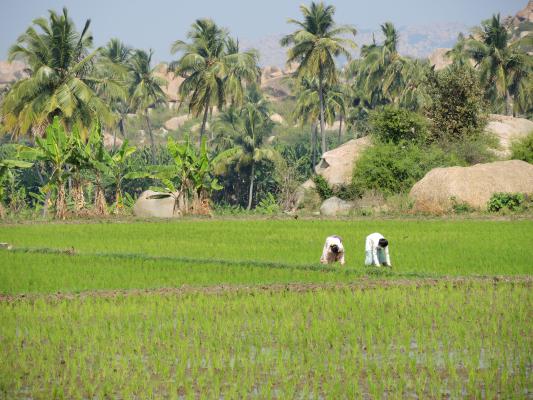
top-left (0, 159), bottom-right (33, 218)
top-left (18, 117), bottom-right (75, 219)
top-left (101, 140), bottom-right (137, 213)
top-left (126, 135), bottom-right (221, 214)
top-left (69, 120), bottom-right (109, 215)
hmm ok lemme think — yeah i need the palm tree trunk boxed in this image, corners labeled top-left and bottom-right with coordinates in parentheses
top-left (338, 115), bottom-right (343, 145)
top-left (200, 99), bottom-right (210, 146)
top-left (118, 117), bottom-right (126, 138)
top-left (505, 90), bottom-right (514, 117)
top-left (318, 69), bottom-right (326, 155)
top-left (145, 111), bottom-right (156, 164)
top-left (247, 162), bottom-right (255, 211)
top-left (311, 122), bottom-right (318, 171)
top-left (0, 203), bottom-right (5, 219)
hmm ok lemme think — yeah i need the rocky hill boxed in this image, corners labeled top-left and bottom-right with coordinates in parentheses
top-left (0, 60), bottom-right (27, 90)
top-left (428, 1), bottom-right (533, 69)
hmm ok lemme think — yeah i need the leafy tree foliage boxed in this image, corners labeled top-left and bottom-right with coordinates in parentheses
top-left (424, 63), bottom-right (487, 143)
top-left (370, 106), bottom-right (428, 144)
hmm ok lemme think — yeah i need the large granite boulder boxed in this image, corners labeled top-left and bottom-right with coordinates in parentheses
top-left (428, 48), bottom-right (452, 71)
top-left (133, 190), bottom-right (181, 218)
top-left (0, 61), bottom-right (27, 86)
top-left (409, 160), bottom-right (533, 212)
top-left (315, 136), bottom-right (372, 186)
top-left (164, 115), bottom-right (190, 131)
top-left (294, 178), bottom-right (320, 209)
top-left (485, 114), bottom-right (533, 158)
top-left (153, 63), bottom-right (183, 104)
top-left (320, 196), bottom-right (354, 216)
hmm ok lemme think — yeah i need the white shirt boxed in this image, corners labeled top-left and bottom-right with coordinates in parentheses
top-left (365, 232), bottom-right (391, 266)
top-left (320, 235), bottom-right (345, 265)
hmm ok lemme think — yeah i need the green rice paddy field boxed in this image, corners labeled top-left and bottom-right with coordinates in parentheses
top-left (1, 219), bottom-right (532, 398)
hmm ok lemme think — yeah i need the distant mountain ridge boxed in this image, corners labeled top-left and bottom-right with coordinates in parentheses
top-left (240, 22), bottom-right (470, 67)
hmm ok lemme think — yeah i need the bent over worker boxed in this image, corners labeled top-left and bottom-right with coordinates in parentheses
top-left (365, 232), bottom-right (391, 267)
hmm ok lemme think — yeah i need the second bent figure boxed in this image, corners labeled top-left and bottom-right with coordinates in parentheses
top-left (365, 232), bottom-right (392, 267)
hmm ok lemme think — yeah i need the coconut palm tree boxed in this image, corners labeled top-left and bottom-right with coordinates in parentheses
top-left (171, 19), bottom-right (259, 145)
top-left (446, 33), bottom-right (471, 67)
top-left (223, 37), bottom-right (261, 107)
top-left (465, 14), bottom-right (531, 115)
top-left (213, 87), bottom-right (280, 210)
top-left (1, 7), bottom-right (119, 139)
top-left (351, 22), bottom-right (407, 107)
top-left (99, 38), bottom-right (132, 149)
top-left (293, 76), bottom-right (345, 168)
top-left (281, 2), bottom-right (356, 154)
top-left (128, 49), bottom-right (167, 163)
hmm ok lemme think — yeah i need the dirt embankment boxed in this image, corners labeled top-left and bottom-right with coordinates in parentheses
top-left (1, 275), bottom-right (530, 303)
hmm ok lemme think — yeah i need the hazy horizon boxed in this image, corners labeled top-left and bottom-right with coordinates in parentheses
top-left (0, 0), bottom-right (527, 65)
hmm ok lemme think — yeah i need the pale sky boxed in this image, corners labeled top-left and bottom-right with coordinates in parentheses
top-left (0, 0), bottom-right (526, 63)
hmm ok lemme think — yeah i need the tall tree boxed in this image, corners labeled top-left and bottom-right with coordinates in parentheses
top-left (349, 22), bottom-right (405, 107)
top-left (213, 87), bottom-right (280, 210)
top-left (99, 38), bottom-right (132, 149)
top-left (128, 49), bottom-right (167, 163)
top-left (281, 2), bottom-right (356, 154)
top-left (1, 8), bottom-right (119, 138)
top-left (171, 19), bottom-right (259, 145)
top-left (293, 76), bottom-right (345, 168)
top-left (465, 14), bottom-right (531, 115)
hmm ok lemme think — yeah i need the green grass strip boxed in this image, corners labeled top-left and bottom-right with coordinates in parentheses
top-left (8, 246), bottom-right (435, 278)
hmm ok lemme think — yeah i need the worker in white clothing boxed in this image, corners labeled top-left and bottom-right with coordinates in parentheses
top-left (320, 235), bottom-right (345, 265)
top-left (365, 232), bottom-right (392, 267)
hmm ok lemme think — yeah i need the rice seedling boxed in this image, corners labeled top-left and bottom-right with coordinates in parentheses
top-left (0, 282), bottom-right (529, 399)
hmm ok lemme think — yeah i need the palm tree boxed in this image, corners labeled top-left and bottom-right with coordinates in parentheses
top-left (171, 19), bottom-right (259, 145)
top-left (281, 2), bottom-right (356, 154)
top-left (214, 87), bottom-right (280, 210)
top-left (351, 22), bottom-right (406, 107)
top-left (223, 37), bottom-right (261, 107)
top-left (128, 49), bottom-right (167, 163)
top-left (446, 33), bottom-right (470, 66)
top-left (1, 7), bottom-right (118, 138)
top-left (293, 76), bottom-right (345, 168)
top-left (99, 38), bottom-right (132, 149)
top-left (465, 14), bottom-right (531, 115)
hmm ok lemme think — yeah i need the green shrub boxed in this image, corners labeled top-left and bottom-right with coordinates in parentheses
top-left (450, 196), bottom-right (474, 214)
top-left (445, 134), bottom-right (498, 166)
top-left (487, 192), bottom-right (526, 212)
top-left (510, 132), bottom-right (533, 163)
top-left (351, 140), bottom-right (454, 195)
top-left (312, 175), bottom-right (333, 200)
top-left (370, 106), bottom-right (428, 144)
top-left (255, 193), bottom-right (280, 215)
